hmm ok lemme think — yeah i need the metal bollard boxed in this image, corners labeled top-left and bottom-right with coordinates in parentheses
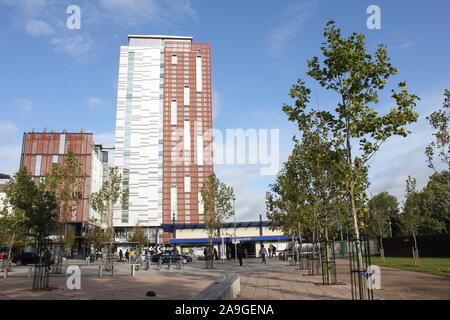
top-left (99, 265), bottom-right (103, 278)
top-left (131, 264), bottom-right (135, 277)
top-left (86, 257), bottom-right (90, 266)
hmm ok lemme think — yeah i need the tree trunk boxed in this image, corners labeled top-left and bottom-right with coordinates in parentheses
top-left (8, 232), bottom-right (15, 260)
top-left (324, 228), bottom-right (331, 284)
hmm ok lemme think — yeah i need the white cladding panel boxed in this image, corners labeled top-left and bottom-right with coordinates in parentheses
top-left (114, 45), bottom-right (163, 227)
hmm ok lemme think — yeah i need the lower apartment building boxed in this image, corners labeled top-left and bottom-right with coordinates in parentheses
top-left (19, 132), bottom-right (109, 255)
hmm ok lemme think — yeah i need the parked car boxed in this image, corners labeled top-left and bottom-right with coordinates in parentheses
top-left (151, 252), bottom-right (188, 264)
top-left (12, 252), bottom-right (55, 266)
top-left (0, 249), bottom-right (8, 259)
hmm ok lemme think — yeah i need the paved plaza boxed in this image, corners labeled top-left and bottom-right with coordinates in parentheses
top-left (0, 258), bottom-right (449, 300)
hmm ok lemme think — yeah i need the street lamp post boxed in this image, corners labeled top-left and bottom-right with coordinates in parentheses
top-left (233, 197), bottom-right (237, 262)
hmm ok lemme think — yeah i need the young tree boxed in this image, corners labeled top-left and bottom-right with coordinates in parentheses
top-left (425, 89), bottom-right (449, 172)
top-left (282, 20), bottom-right (419, 295)
top-left (5, 168), bottom-right (59, 289)
top-left (90, 167), bottom-right (128, 257)
top-left (400, 176), bottom-right (422, 267)
top-left (128, 227), bottom-right (149, 251)
top-left (44, 149), bottom-right (85, 251)
top-left (417, 171), bottom-right (450, 234)
top-left (84, 226), bottom-right (111, 254)
top-left (0, 205), bottom-right (29, 265)
top-left (6, 168), bottom-right (59, 242)
top-left (201, 173), bottom-right (234, 269)
top-left (367, 192), bottom-right (399, 261)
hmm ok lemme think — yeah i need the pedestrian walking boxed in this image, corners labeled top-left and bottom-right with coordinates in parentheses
top-left (43, 248), bottom-right (52, 272)
top-left (260, 245), bottom-right (267, 264)
top-left (268, 245), bottom-right (272, 259)
top-left (125, 249), bottom-right (129, 262)
top-left (119, 249), bottom-right (123, 261)
top-left (272, 245), bottom-right (277, 259)
top-left (237, 244), bottom-right (244, 266)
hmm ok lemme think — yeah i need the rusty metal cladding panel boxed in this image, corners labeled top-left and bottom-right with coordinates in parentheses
top-left (20, 133), bottom-right (94, 223)
top-left (162, 41), bottom-right (214, 226)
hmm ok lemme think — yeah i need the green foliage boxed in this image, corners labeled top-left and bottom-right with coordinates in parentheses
top-left (367, 192), bottom-right (399, 239)
top-left (425, 89), bottom-right (449, 171)
top-left (44, 149), bottom-right (86, 249)
top-left (128, 227), bottom-right (148, 249)
top-left (63, 229), bottom-right (76, 249)
top-left (266, 122), bottom-right (350, 242)
top-left (400, 172), bottom-right (450, 236)
top-left (0, 205), bottom-right (29, 254)
top-left (281, 20), bottom-right (419, 238)
top-left (84, 226), bottom-right (111, 251)
top-left (5, 168), bottom-right (58, 240)
top-left (90, 167), bottom-right (128, 244)
top-left (400, 176), bottom-right (423, 244)
top-left (201, 173), bottom-right (234, 245)
top-left (44, 149), bottom-right (85, 223)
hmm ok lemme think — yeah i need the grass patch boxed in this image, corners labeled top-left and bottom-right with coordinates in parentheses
top-left (370, 256), bottom-right (450, 278)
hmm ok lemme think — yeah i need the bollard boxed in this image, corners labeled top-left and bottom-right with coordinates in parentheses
top-left (86, 257), bottom-right (90, 266)
top-left (3, 269), bottom-right (7, 279)
top-left (131, 264), bottom-right (135, 277)
top-left (99, 265), bottom-right (103, 278)
top-left (111, 265), bottom-right (114, 277)
top-left (28, 267), bottom-right (32, 278)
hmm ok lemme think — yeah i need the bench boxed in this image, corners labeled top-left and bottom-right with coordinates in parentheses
top-left (190, 273), bottom-right (240, 300)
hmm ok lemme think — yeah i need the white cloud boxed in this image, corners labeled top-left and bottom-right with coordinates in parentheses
top-left (10, 98), bottom-right (33, 113)
top-left (216, 165), bottom-right (272, 221)
top-left (25, 19), bottom-right (54, 36)
top-left (396, 40), bottom-right (416, 49)
top-left (0, 144), bottom-right (21, 176)
top-left (367, 88), bottom-right (448, 204)
top-left (0, 121), bottom-right (18, 143)
top-left (267, 1), bottom-right (317, 57)
top-left (87, 96), bottom-right (110, 109)
top-left (93, 132), bottom-right (115, 148)
top-left (1, 0), bottom-right (198, 59)
top-left (50, 34), bottom-right (94, 58)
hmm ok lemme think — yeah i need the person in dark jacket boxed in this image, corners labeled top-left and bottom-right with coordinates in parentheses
top-left (125, 249), bottom-right (129, 262)
top-left (237, 244), bottom-right (244, 266)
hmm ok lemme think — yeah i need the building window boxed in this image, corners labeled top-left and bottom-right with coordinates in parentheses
top-left (198, 191), bottom-right (204, 214)
top-left (52, 155), bottom-right (59, 164)
top-left (59, 134), bottom-right (66, 154)
top-left (184, 175), bottom-right (191, 193)
top-left (171, 185), bottom-right (178, 220)
top-left (171, 55), bottom-right (178, 64)
top-left (196, 134), bottom-right (204, 165)
top-left (34, 155), bottom-right (42, 176)
top-left (196, 56), bottom-right (202, 92)
top-left (184, 119), bottom-right (190, 150)
top-left (171, 100), bottom-right (177, 125)
top-left (184, 86), bottom-right (190, 106)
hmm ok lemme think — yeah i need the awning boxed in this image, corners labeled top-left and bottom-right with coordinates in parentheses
top-left (169, 235), bottom-right (292, 244)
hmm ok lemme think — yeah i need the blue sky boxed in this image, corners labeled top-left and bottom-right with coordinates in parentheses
top-left (0, 0), bottom-right (449, 221)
